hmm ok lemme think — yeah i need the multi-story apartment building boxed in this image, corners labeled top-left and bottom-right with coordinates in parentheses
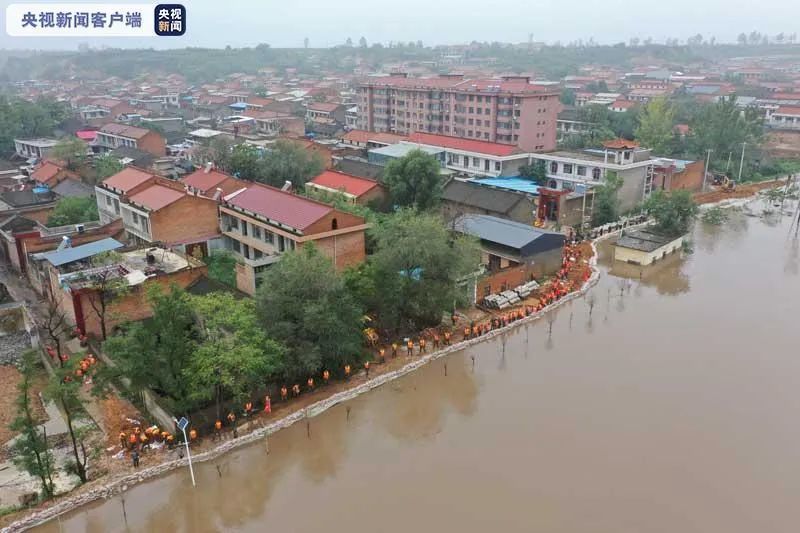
top-left (357, 74), bottom-right (560, 152)
top-left (219, 183), bottom-right (368, 295)
top-left (96, 123), bottom-right (167, 157)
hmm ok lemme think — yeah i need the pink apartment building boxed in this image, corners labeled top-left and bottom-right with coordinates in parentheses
top-left (357, 74), bottom-right (560, 152)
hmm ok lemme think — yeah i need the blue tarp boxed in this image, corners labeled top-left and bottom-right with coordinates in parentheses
top-left (228, 102), bottom-right (248, 109)
top-left (465, 176), bottom-right (541, 195)
top-left (40, 238), bottom-right (124, 267)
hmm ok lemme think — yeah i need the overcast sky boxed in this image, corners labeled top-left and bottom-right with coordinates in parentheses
top-left (1, 0), bottom-right (799, 50)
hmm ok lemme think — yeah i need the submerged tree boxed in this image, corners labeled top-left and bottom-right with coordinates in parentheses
top-left (635, 97), bottom-right (675, 155)
top-left (591, 172), bottom-right (623, 226)
top-left (644, 189), bottom-right (698, 236)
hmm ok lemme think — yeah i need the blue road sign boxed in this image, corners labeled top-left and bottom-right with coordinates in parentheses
top-left (177, 417), bottom-right (189, 431)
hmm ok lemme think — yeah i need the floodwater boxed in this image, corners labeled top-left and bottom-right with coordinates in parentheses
top-left (35, 203), bottom-right (800, 533)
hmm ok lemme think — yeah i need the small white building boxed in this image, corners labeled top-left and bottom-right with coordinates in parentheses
top-left (613, 228), bottom-right (685, 266)
top-left (14, 138), bottom-right (58, 161)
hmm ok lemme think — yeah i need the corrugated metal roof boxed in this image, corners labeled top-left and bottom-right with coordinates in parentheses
top-left (41, 237), bottom-right (123, 267)
top-left (453, 214), bottom-right (554, 250)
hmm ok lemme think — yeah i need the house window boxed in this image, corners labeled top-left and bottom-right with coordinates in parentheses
top-left (484, 160), bottom-right (490, 171)
top-left (241, 220), bottom-right (248, 236)
top-left (577, 166), bottom-right (586, 176)
top-left (332, 218), bottom-right (338, 230)
top-left (141, 218), bottom-right (149, 234)
top-left (231, 239), bottom-right (241, 253)
top-left (105, 195), bottom-right (112, 206)
top-left (278, 235), bottom-right (285, 252)
top-left (550, 161), bottom-right (558, 173)
top-left (495, 161), bottom-right (501, 171)
top-left (252, 226), bottom-right (261, 239)
top-left (473, 157), bottom-right (480, 167)
top-left (592, 168), bottom-right (602, 180)
top-left (264, 230), bottom-right (274, 244)
top-left (132, 212), bottom-right (139, 224)
top-left (563, 163), bottom-right (573, 174)
top-left (548, 179), bottom-right (558, 189)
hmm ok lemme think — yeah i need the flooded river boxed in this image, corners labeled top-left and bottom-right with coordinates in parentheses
top-left (35, 205), bottom-right (800, 533)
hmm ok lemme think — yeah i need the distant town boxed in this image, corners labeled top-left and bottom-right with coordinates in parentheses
top-left (0, 37), bottom-right (798, 528)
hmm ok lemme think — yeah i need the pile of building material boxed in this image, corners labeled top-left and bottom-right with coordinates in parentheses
top-left (483, 280), bottom-right (540, 309)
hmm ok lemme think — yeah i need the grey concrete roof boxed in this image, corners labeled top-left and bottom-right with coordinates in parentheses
top-left (442, 179), bottom-right (528, 215)
top-left (615, 229), bottom-right (678, 252)
top-left (453, 214), bottom-right (559, 250)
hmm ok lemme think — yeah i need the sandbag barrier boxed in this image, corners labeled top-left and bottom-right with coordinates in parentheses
top-left (4, 244), bottom-right (602, 533)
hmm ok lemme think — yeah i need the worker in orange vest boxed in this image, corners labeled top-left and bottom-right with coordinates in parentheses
top-left (345, 364), bottom-right (352, 379)
top-left (323, 370), bottom-right (330, 384)
top-left (189, 428), bottom-right (197, 442)
top-left (139, 433), bottom-right (149, 451)
top-left (464, 326), bottom-right (470, 339)
top-left (292, 384), bottom-right (300, 397)
top-left (378, 348), bottom-right (385, 363)
top-left (364, 360), bottom-right (370, 378)
top-left (214, 419), bottom-right (222, 440)
top-left (166, 434), bottom-right (174, 449)
top-left (444, 331), bottom-right (451, 345)
top-left (392, 342), bottom-right (398, 357)
top-left (128, 433), bottom-right (137, 449)
top-left (307, 377), bottom-right (314, 391)
top-left (227, 411), bottom-right (236, 426)
top-left (419, 338), bottom-right (426, 353)
top-left (119, 431), bottom-right (127, 449)
top-left (433, 334), bottom-right (440, 349)
top-left (161, 430), bottom-right (169, 443)
top-left (280, 385), bottom-right (288, 401)
top-left (407, 339), bottom-right (414, 356)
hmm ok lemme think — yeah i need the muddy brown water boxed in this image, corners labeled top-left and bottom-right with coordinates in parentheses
top-left (33, 206), bottom-right (800, 533)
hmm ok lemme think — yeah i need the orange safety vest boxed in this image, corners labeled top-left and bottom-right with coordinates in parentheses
top-left (227, 412), bottom-right (236, 423)
top-left (292, 384), bottom-right (300, 395)
top-left (407, 340), bottom-right (413, 350)
top-left (364, 361), bottom-right (370, 370)
top-left (215, 420), bottom-right (222, 431)
top-left (264, 396), bottom-right (272, 413)
top-left (129, 434), bottom-right (137, 444)
top-left (189, 429), bottom-right (197, 440)
top-left (281, 386), bottom-right (288, 399)
top-left (307, 378), bottom-right (314, 389)
top-left (345, 365), bottom-right (351, 375)
top-left (245, 402), bottom-right (253, 412)
top-left (323, 370), bottom-right (330, 381)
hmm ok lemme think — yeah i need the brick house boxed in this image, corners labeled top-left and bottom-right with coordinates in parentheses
top-left (96, 123), bottom-right (167, 157)
top-left (219, 183), bottom-right (368, 295)
top-left (30, 160), bottom-right (80, 188)
top-left (181, 166), bottom-right (247, 198)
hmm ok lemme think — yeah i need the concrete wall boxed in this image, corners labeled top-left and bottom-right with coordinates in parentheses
top-left (613, 236), bottom-right (684, 266)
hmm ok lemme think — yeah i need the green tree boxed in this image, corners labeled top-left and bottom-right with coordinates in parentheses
top-left (644, 189), bottom-right (698, 236)
top-left (257, 244), bottom-right (364, 381)
top-left (591, 171), bottom-right (623, 226)
top-left (635, 97), bottom-right (675, 154)
top-left (560, 88), bottom-right (576, 105)
top-left (365, 210), bottom-right (480, 332)
top-left (258, 139), bottom-right (325, 188)
top-left (518, 160), bottom-right (547, 185)
top-left (102, 285), bottom-right (199, 411)
top-left (204, 250), bottom-right (237, 287)
top-left (690, 96), bottom-right (763, 172)
top-left (93, 154), bottom-right (124, 181)
top-left (194, 136), bottom-right (233, 171)
top-left (187, 293), bottom-right (284, 419)
top-left (10, 350), bottom-right (56, 499)
top-left (46, 197), bottom-right (99, 227)
top-left (51, 137), bottom-right (87, 170)
top-left (44, 357), bottom-right (90, 483)
top-left (383, 149), bottom-right (443, 210)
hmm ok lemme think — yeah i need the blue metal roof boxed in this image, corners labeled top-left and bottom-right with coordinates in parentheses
top-left (41, 238), bottom-right (124, 267)
top-left (229, 102), bottom-right (248, 109)
top-left (466, 176), bottom-right (541, 195)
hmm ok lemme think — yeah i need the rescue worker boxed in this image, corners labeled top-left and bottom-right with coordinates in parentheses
top-left (379, 348), bottom-right (386, 363)
top-left (433, 334), bottom-right (440, 350)
top-left (464, 326), bottom-right (471, 340)
top-left (323, 369), bottom-right (330, 384)
top-left (189, 428), bottom-right (197, 442)
top-left (364, 360), bottom-right (370, 378)
top-left (166, 434), bottom-right (175, 450)
top-left (131, 449), bottom-right (140, 468)
top-left (407, 339), bottom-right (414, 356)
top-left (244, 401), bottom-right (253, 417)
top-left (292, 384), bottom-right (300, 397)
top-left (345, 364), bottom-right (351, 380)
top-left (227, 412), bottom-right (236, 427)
top-left (307, 377), bottom-right (314, 391)
top-left (281, 385), bottom-right (288, 401)
top-left (214, 419), bottom-right (222, 440)
top-left (128, 432), bottom-right (138, 450)
top-left (444, 331), bottom-right (451, 345)
top-left (161, 430), bottom-right (169, 443)
top-left (119, 431), bottom-right (127, 449)
top-left (419, 338), bottom-right (426, 353)
top-left (392, 342), bottom-right (398, 358)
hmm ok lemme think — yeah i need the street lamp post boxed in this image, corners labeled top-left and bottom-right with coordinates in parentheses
top-left (174, 417), bottom-right (196, 487)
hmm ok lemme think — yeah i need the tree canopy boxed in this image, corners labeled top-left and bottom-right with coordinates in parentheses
top-left (644, 190), bottom-right (698, 236)
top-left (689, 95), bottom-right (763, 173)
top-left (358, 209), bottom-right (480, 333)
top-left (256, 244), bottom-right (364, 381)
top-left (0, 96), bottom-right (69, 156)
top-left (93, 154), bottom-right (124, 181)
top-left (591, 171), bottom-right (623, 226)
top-left (383, 149), bottom-right (443, 210)
top-left (46, 196), bottom-right (99, 227)
top-left (635, 97), bottom-right (675, 155)
top-left (51, 137), bottom-right (88, 170)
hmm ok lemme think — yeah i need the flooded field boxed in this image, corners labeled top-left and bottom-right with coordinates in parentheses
top-left (34, 205), bottom-right (800, 533)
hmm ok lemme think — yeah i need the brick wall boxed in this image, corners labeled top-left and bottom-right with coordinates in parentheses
top-left (150, 195), bottom-right (220, 245)
top-left (78, 266), bottom-right (208, 337)
top-left (477, 264), bottom-right (536, 300)
top-left (310, 230), bottom-right (366, 270)
top-left (137, 131), bottom-right (167, 157)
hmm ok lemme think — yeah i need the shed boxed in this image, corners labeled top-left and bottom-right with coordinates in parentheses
top-left (614, 229), bottom-right (684, 266)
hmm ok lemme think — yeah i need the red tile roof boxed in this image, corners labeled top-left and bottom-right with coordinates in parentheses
top-left (128, 184), bottom-right (185, 211)
top-left (100, 123), bottom-right (151, 140)
top-left (309, 170), bottom-right (379, 197)
top-left (308, 102), bottom-right (340, 113)
top-left (775, 106), bottom-right (800, 116)
top-left (31, 162), bottom-right (62, 184)
top-left (102, 167), bottom-right (156, 192)
top-left (182, 168), bottom-right (242, 194)
top-left (602, 139), bottom-right (640, 150)
top-left (406, 132), bottom-right (519, 157)
top-left (75, 130), bottom-right (97, 141)
top-left (225, 183), bottom-right (333, 231)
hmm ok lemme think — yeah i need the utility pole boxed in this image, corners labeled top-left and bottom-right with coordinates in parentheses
top-left (726, 151), bottom-right (733, 173)
top-left (737, 142), bottom-right (746, 182)
top-left (702, 149), bottom-right (712, 191)
top-left (174, 417), bottom-right (196, 488)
